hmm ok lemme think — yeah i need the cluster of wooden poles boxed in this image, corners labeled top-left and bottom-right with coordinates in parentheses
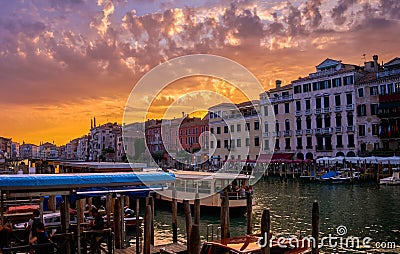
top-left (141, 189), bottom-right (321, 254)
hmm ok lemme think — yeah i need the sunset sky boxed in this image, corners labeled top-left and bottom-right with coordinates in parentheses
top-left (0, 0), bottom-right (399, 145)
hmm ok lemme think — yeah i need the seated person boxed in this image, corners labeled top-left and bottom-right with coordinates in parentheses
top-left (29, 222), bottom-right (54, 254)
top-left (89, 208), bottom-right (104, 230)
top-left (124, 206), bottom-right (135, 218)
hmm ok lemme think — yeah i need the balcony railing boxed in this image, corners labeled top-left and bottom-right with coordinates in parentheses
top-left (262, 132), bottom-right (270, 138)
top-left (305, 109), bottom-right (312, 115)
top-left (316, 145), bottom-right (333, 151)
top-left (334, 106), bottom-right (342, 112)
top-left (314, 128), bottom-right (322, 134)
top-left (335, 126), bottom-right (342, 133)
top-left (305, 129), bottom-right (313, 135)
top-left (273, 132), bottom-right (281, 137)
top-left (295, 111), bottom-right (302, 116)
top-left (283, 130), bottom-right (292, 137)
top-left (295, 130), bottom-right (302, 135)
top-left (347, 126), bottom-right (355, 132)
top-left (315, 108), bottom-right (322, 114)
top-left (322, 127), bottom-right (332, 134)
top-left (270, 95), bottom-right (293, 103)
top-left (323, 107), bottom-right (331, 113)
top-left (346, 104), bottom-right (354, 111)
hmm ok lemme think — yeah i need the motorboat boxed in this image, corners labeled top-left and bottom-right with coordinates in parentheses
top-left (380, 172), bottom-right (400, 185)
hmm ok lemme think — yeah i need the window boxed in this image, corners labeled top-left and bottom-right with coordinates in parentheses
top-left (285, 119), bottom-right (290, 131)
top-left (296, 118), bottom-right (301, 130)
top-left (380, 85), bottom-right (386, 95)
top-left (357, 104), bottom-right (366, 116)
top-left (294, 85), bottom-right (302, 94)
top-left (297, 137), bottom-right (302, 149)
top-left (224, 126), bottom-right (229, 133)
top-left (263, 106), bottom-right (269, 116)
top-left (254, 137), bottom-right (260, 147)
top-left (347, 113), bottom-right (354, 126)
top-left (237, 124), bottom-right (241, 132)
top-left (370, 86), bottom-right (378, 96)
top-left (275, 139), bottom-right (280, 149)
top-left (216, 140), bottom-right (221, 148)
top-left (358, 88), bottom-right (364, 97)
top-left (346, 93), bottom-right (353, 105)
top-left (333, 78), bottom-right (342, 87)
top-left (343, 75), bottom-right (354, 85)
top-left (264, 123), bottom-right (269, 133)
top-left (296, 101), bottom-right (301, 111)
top-left (316, 116), bottom-right (323, 128)
top-left (303, 83), bottom-right (311, 92)
top-left (237, 139), bottom-right (241, 148)
top-left (372, 124), bottom-right (379, 135)
top-left (371, 104), bottom-right (378, 115)
top-left (274, 105), bottom-right (279, 115)
top-left (324, 115), bottom-right (331, 128)
top-left (306, 117), bottom-right (312, 129)
top-left (230, 125), bottom-right (235, 133)
top-left (316, 97), bottom-right (322, 109)
top-left (306, 137), bottom-right (312, 149)
top-left (336, 114), bottom-right (342, 127)
top-left (324, 96), bottom-right (329, 108)
top-left (275, 121), bottom-right (280, 132)
top-left (245, 138), bottom-right (250, 147)
top-left (223, 139), bottom-right (228, 149)
top-left (348, 134), bottom-right (355, 147)
top-left (335, 94), bottom-right (342, 106)
top-left (285, 103), bottom-right (290, 113)
top-left (245, 122), bottom-right (250, 131)
top-left (374, 142), bottom-right (380, 150)
top-left (359, 125), bottom-right (366, 136)
top-left (254, 121), bottom-right (260, 130)
top-left (336, 135), bottom-right (343, 148)
top-left (387, 83), bottom-right (394, 94)
top-left (264, 140), bottom-right (270, 150)
top-left (217, 127), bottom-right (221, 134)
top-left (285, 138), bottom-right (291, 149)
top-left (306, 99), bottom-right (311, 110)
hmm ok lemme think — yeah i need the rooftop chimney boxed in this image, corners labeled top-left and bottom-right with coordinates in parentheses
top-left (275, 80), bottom-right (282, 88)
top-left (94, 117), bottom-right (96, 127)
top-left (373, 55), bottom-right (379, 72)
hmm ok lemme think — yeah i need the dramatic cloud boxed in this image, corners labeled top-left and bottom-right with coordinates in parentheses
top-left (0, 0), bottom-right (398, 144)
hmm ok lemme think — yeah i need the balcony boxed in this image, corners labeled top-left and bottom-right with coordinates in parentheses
top-left (322, 127), bottom-right (332, 134)
top-left (295, 111), bottom-right (302, 116)
top-left (305, 109), bottom-right (312, 115)
top-left (314, 128), bottom-right (322, 134)
top-left (295, 130), bottom-right (302, 136)
top-left (315, 108), bottom-right (322, 115)
top-left (283, 130), bottom-right (292, 137)
top-left (335, 126), bottom-right (342, 133)
top-left (262, 132), bottom-right (270, 138)
top-left (347, 126), bottom-right (355, 132)
top-left (273, 132), bottom-right (281, 137)
top-left (270, 94), bottom-right (293, 103)
top-left (346, 104), bottom-right (354, 111)
top-left (334, 106), bottom-right (342, 112)
top-left (305, 129), bottom-right (313, 135)
top-left (316, 145), bottom-right (333, 151)
top-left (323, 107), bottom-right (331, 114)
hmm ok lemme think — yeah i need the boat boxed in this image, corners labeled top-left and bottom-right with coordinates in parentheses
top-left (13, 212), bottom-right (78, 229)
top-left (200, 234), bottom-right (312, 254)
top-left (154, 170), bottom-right (254, 214)
top-left (379, 172), bottom-right (400, 185)
top-left (318, 170), bottom-right (359, 183)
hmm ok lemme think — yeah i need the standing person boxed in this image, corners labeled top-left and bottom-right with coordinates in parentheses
top-left (26, 209), bottom-right (41, 241)
top-left (89, 208), bottom-right (104, 230)
top-left (29, 222), bottom-right (54, 254)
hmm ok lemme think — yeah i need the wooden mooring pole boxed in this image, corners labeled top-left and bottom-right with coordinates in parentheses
top-left (189, 224), bottom-right (200, 254)
top-left (312, 201), bottom-right (319, 254)
top-left (172, 188), bottom-right (178, 243)
top-left (220, 191), bottom-right (230, 239)
top-left (261, 209), bottom-right (270, 254)
top-left (144, 205), bottom-right (152, 254)
top-left (183, 199), bottom-right (192, 251)
top-left (246, 192), bottom-right (253, 235)
top-left (135, 199), bottom-right (140, 254)
top-left (114, 197), bottom-right (122, 249)
top-left (146, 196), bottom-right (155, 245)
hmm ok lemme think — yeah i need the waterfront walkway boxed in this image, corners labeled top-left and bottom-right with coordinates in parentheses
top-left (115, 243), bottom-right (187, 254)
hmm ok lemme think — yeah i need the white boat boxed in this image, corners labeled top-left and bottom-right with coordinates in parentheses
top-left (380, 172), bottom-right (400, 185)
top-left (14, 212), bottom-right (78, 229)
top-left (155, 170), bottom-right (254, 213)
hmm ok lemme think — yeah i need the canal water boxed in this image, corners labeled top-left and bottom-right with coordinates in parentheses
top-left (127, 178), bottom-right (400, 253)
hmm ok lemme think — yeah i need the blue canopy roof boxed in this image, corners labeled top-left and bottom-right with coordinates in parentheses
top-left (0, 172), bottom-right (175, 190)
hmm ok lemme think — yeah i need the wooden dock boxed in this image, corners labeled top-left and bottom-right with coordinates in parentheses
top-left (115, 243), bottom-right (187, 254)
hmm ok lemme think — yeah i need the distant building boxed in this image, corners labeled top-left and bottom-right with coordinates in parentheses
top-left (89, 120), bottom-right (122, 162)
top-left (11, 142), bottom-right (19, 159)
top-left (0, 137), bottom-right (12, 159)
top-left (144, 119), bottom-right (163, 155)
top-left (76, 136), bottom-right (89, 161)
top-left (39, 142), bottom-right (58, 159)
top-left (20, 143), bottom-right (39, 159)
